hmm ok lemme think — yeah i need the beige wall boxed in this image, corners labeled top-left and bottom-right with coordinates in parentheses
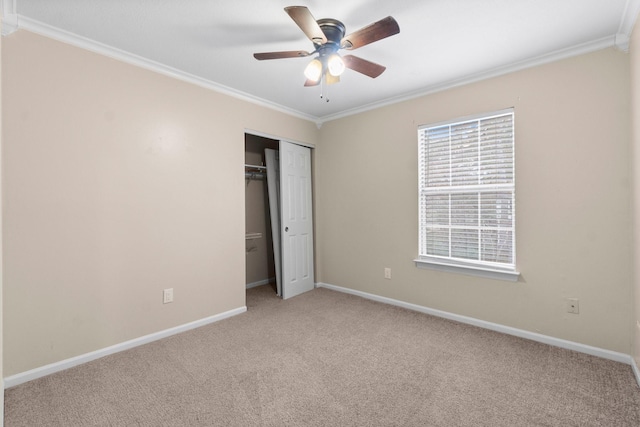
top-left (2, 30), bottom-right (318, 376)
top-left (632, 24), bottom-right (640, 367)
top-left (316, 48), bottom-right (633, 354)
top-left (1, 26), bottom-right (636, 379)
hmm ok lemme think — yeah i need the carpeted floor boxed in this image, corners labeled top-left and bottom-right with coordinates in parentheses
top-left (5, 285), bottom-right (640, 426)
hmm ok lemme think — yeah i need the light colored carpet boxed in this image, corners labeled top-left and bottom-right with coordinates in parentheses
top-left (5, 285), bottom-right (640, 426)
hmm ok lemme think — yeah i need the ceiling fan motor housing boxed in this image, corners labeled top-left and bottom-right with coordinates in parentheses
top-left (315, 19), bottom-right (346, 55)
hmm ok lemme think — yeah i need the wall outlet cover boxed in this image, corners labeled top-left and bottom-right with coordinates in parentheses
top-left (566, 298), bottom-right (579, 314)
top-left (163, 288), bottom-right (174, 304)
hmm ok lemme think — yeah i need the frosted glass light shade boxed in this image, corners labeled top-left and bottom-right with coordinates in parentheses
top-left (327, 54), bottom-right (345, 76)
top-left (304, 59), bottom-right (323, 82)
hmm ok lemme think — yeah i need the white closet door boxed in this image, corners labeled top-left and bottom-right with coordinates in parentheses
top-left (280, 141), bottom-right (315, 299)
top-left (264, 149), bottom-right (282, 296)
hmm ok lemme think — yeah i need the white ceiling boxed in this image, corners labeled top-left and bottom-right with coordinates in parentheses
top-left (2, 0), bottom-right (639, 123)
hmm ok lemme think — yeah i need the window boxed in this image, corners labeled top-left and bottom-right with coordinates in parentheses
top-left (415, 109), bottom-right (518, 281)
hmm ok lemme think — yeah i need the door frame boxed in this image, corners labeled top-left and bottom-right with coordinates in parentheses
top-left (243, 129), bottom-right (316, 298)
top-left (245, 129), bottom-right (316, 149)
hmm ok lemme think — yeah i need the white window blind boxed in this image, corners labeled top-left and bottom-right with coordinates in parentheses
top-left (417, 109), bottom-right (516, 274)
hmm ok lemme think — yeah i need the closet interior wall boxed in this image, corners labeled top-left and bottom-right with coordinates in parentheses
top-left (245, 134), bottom-right (278, 290)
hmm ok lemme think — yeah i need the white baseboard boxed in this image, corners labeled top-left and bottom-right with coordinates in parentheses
top-left (3, 306), bottom-right (247, 389)
top-left (246, 278), bottom-right (274, 289)
top-left (316, 282), bottom-right (636, 368)
top-left (632, 357), bottom-right (640, 388)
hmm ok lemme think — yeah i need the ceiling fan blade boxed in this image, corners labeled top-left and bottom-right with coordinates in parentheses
top-left (341, 16), bottom-right (400, 50)
top-left (253, 51), bottom-right (311, 60)
top-left (343, 55), bottom-right (386, 78)
top-left (285, 6), bottom-right (327, 45)
top-left (304, 78), bottom-right (321, 87)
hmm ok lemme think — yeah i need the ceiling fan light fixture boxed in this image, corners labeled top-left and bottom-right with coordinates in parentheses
top-left (253, 7), bottom-right (400, 91)
top-left (327, 53), bottom-right (345, 76)
top-left (304, 58), bottom-right (323, 82)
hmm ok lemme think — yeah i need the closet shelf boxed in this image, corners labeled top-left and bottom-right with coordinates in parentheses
top-left (245, 232), bottom-right (263, 240)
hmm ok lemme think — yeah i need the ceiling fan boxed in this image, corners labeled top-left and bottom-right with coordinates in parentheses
top-left (253, 6), bottom-right (400, 87)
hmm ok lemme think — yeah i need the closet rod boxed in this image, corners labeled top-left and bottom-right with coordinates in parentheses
top-left (245, 164), bottom-right (267, 171)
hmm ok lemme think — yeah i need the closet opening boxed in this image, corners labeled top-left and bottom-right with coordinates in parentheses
top-left (245, 134), bottom-right (279, 296)
top-left (245, 131), bottom-right (316, 301)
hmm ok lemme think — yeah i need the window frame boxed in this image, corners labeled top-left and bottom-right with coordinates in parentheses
top-left (414, 108), bottom-right (520, 282)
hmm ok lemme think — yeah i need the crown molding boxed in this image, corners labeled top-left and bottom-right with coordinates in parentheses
top-left (316, 35), bottom-right (617, 124)
top-left (614, 0), bottom-right (640, 51)
top-left (1, 0), bottom-right (15, 15)
top-left (1, 0), bottom-right (17, 34)
top-left (619, 0), bottom-right (640, 37)
top-left (615, 33), bottom-right (631, 51)
top-left (11, 15), bottom-right (319, 124)
top-left (1, 13), bottom-right (17, 35)
top-left (3, 12), bottom-right (628, 127)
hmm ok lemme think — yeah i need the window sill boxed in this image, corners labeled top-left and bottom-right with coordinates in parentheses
top-left (414, 258), bottom-right (520, 282)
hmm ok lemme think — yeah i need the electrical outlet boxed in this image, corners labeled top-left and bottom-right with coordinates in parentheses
top-left (566, 298), bottom-right (579, 314)
top-left (384, 268), bottom-right (391, 279)
top-left (163, 288), bottom-right (174, 304)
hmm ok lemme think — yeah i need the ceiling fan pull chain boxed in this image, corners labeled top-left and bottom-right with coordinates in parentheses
top-left (320, 76), bottom-right (330, 103)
